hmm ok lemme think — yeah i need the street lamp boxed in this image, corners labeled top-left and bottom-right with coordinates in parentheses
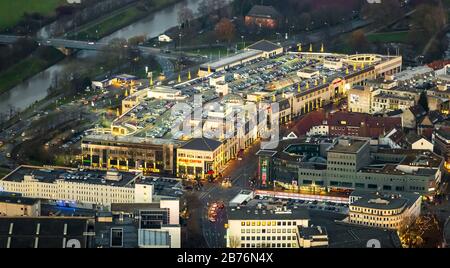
top-left (241, 35), bottom-right (245, 50)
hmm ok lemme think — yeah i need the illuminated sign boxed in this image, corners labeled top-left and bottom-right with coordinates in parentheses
top-left (178, 158), bottom-right (203, 164)
top-left (261, 160), bottom-right (268, 186)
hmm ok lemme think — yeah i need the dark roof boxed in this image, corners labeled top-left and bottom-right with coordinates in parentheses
top-left (247, 39), bottom-right (282, 52)
top-left (388, 128), bottom-right (406, 144)
top-left (246, 5), bottom-right (281, 19)
top-left (350, 191), bottom-right (420, 210)
top-left (1, 165), bottom-right (139, 187)
top-left (436, 127), bottom-right (450, 140)
top-left (386, 109), bottom-right (403, 116)
top-left (0, 196), bottom-right (39, 206)
top-left (180, 137), bottom-right (222, 151)
top-left (428, 110), bottom-right (445, 124)
top-left (405, 131), bottom-right (424, 145)
top-left (0, 217), bottom-right (94, 248)
top-left (228, 207), bottom-right (309, 220)
top-left (409, 105), bottom-right (426, 119)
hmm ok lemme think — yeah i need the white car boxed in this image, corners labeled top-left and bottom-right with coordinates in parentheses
top-left (88, 42), bottom-right (95, 45)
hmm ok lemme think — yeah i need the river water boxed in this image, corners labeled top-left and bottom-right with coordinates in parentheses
top-left (0, 0), bottom-right (228, 115)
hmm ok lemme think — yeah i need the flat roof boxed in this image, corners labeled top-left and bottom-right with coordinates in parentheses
top-left (0, 195), bottom-right (39, 206)
top-left (1, 166), bottom-right (139, 187)
top-left (83, 134), bottom-right (182, 146)
top-left (228, 206), bottom-right (309, 220)
top-left (200, 49), bottom-right (262, 70)
top-left (0, 216), bottom-right (93, 248)
top-left (328, 138), bottom-right (368, 154)
top-left (350, 191), bottom-right (420, 210)
top-left (150, 86), bottom-right (181, 94)
top-left (298, 226), bottom-right (328, 238)
top-left (179, 137), bottom-right (222, 151)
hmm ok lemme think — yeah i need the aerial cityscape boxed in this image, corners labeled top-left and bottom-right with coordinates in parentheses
top-left (0, 0), bottom-right (449, 252)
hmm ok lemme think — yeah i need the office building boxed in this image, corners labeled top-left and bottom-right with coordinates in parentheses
top-left (257, 137), bottom-right (444, 196)
top-left (0, 165), bottom-right (182, 207)
top-left (348, 191), bottom-right (421, 230)
top-left (226, 205), bottom-right (309, 248)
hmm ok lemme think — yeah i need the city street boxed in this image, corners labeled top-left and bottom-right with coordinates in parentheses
top-left (184, 140), bottom-right (261, 248)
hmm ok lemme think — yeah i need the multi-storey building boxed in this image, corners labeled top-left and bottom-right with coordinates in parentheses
top-left (348, 78), bottom-right (421, 114)
top-left (176, 137), bottom-right (224, 180)
top-left (314, 111), bottom-right (400, 138)
top-left (81, 134), bottom-right (180, 175)
top-left (257, 137), bottom-right (444, 196)
top-left (348, 191), bottom-right (421, 230)
top-left (226, 205), bottom-right (310, 248)
top-left (0, 166), bottom-right (182, 207)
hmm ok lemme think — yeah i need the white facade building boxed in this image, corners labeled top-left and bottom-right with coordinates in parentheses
top-left (348, 191), bottom-right (421, 230)
top-left (0, 166), bottom-right (154, 207)
top-left (226, 206), bottom-right (309, 248)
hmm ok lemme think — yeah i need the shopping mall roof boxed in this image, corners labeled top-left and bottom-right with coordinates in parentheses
top-left (179, 137), bottom-right (222, 151)
top-left (247, 40), bottom-right (282, 52)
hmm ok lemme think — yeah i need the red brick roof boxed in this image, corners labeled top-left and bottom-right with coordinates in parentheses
top-left (292, 111), bottom-right (401, 138)
top-left (291, 110), bottom-right (326, 136)
top-left (427, 60), bottom-right (450, 70)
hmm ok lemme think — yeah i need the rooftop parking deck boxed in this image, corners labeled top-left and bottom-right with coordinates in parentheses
top-left (1, 165), bottom-right (140, 187)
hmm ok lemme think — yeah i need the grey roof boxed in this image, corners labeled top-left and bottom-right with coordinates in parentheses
top-left (350, 191), bottom-right (420, 210)
top-left (386, 109), bottom-right (403, 116)
top-left (247, 40), bottom-right (282, 52)
top-left (180, 137), bottom-right (222, 151)
top-left (228, 207), bottom-right (309, 220)
top-left (1, 165), bottom-right (139, 187)
top-left (405, 131), bottom-right (423, 144)
top-left (328, 138), bottom-right (369, 154)
top-left (247, 5), bottom-right (281, 19)
top-left (0, 217), bottom-right (93, 248)
top-left (200, 49), bottom-right (262, 70)
top-left (298, 226), bottom-right (328, 239)
top-left (0, 196), bottom-right (39, 206)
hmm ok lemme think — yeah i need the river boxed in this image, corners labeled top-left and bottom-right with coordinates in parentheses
top-left (0, 0), bottom-right (229, 115)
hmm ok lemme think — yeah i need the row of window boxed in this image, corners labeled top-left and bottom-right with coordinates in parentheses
top-left (240, 243), bottom-right (296, 248)
top-left (241, 235), bottom-right (297, 241)
top-left (241, 228), bottom-right (297, 234)
top-left (240, 221), bottom-right (297, 227)
top-left (349, 220), bottom-right (399, 228)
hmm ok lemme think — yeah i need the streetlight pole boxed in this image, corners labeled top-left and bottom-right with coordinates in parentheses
top-left (241, 35), bottom-right (244, 50)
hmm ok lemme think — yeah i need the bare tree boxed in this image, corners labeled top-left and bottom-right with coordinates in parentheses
top-left (178, 5), bottom-right (194, 28)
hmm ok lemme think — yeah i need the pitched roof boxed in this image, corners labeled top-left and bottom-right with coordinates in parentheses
top-left (246, 5), bottom-right (281, 19)
top-left (436, 127), bottom-right (450, 140)
top-left (180, 137), bottom-right (222, 151)
top-left (291, 110), bottom-right (326, 136)
top-left (409, 105), bottom-right (426, 119)
top-left (386, 109), bottom-right (403, 117)
top-left (386, 127), bottom-right (406, 144)
top-left (247, 39), bottom-right (282, 52)
top-left (428, 111), bottom-right (445, 124)
top-left (405, 131), bottom-right (424, 144)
